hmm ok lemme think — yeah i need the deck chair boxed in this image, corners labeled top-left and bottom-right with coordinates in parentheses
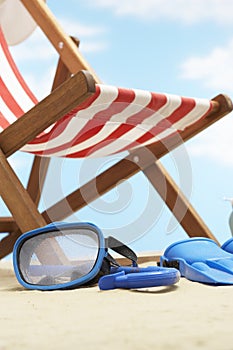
top-left (0, 0), bottom-right (232, 259)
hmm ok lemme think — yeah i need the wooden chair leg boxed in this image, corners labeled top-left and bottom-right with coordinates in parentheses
top-left (142, 161), bottom-right (218, 242)
top-left (0, 229), bottom-right (22, 259)
top-left (27, 156), bottom-right (51, 206)
top-left (0, 148), bottom-right (47, 233)
top-left (0, 217), bottom-right (18, 232)
top-left (0, 219), bottom-right (20, 258)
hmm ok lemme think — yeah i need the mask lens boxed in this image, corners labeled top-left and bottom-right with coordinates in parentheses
top-left (18, 228), bottom-right (99, 286)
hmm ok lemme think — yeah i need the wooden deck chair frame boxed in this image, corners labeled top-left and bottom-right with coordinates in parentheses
top-left (0, 0), bottom-right (232, 259)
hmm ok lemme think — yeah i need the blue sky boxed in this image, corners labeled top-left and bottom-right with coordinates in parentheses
top-left (3, 0), bottom-right (233, 255)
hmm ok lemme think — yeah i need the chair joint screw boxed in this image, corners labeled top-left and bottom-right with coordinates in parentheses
top-left (133, 155), bottom-right (139, 163)
top-left (58, 41), bottom-right (64, 49)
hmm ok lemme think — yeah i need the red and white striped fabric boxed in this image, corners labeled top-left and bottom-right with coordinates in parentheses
top-left (0, 28), bottom-right (214, 158)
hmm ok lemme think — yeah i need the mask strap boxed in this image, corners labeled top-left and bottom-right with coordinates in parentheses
top-left (83, 257), bottom-right (111, 286)
top-left (105, 236), bottom-right (138, 267)
top-left (84, 237), bottom-right (138, 287)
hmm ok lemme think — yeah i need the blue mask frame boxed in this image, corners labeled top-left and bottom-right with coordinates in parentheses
top-left (13, 222), bottom-right (113, 291)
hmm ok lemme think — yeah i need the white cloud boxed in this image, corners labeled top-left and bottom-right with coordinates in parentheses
top-left (90, 0), bottom-right (233, 24)
top-left (10, 29), bottom-right (56, 62)
top-left (9, 18), bottom-right (107, 99)
top-left (59, 18), bottom-right (105, 38)
top-left (177, 35), bottom-right (233, 167)
top-left (187, 114), bottom-right (233, 167)
top-left (180, 39), bottom-right (233, 93)
top-left (59, 19), bottom-right (108, 54)
top-left (181, 38), bottom-right (233, 167)
top-left (80, 41), bottom-right (108, 53)
top-left (11, 18), bottom-right (107, 61)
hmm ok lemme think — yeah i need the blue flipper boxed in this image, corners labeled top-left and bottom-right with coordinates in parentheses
top-left (160, 238), bottom-right (233, 285)
top-left (222, 237), bottom-right (233, 253)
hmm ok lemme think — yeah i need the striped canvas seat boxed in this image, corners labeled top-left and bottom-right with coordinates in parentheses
top-left (0, 0), bottom-right (233, 260)
top-left (0, 28), bottom-right (214, 159)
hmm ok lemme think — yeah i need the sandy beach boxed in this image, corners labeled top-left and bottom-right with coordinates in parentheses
top-left (0, 260), bottom-right (233, 350)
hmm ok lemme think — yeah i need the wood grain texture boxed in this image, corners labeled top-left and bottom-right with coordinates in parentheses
top-left (0, 217), bottom-right (18, 233)
top-left (0, 149), bottom-right (47, 233)
top-left (0, 70), bottom-right (96, 158)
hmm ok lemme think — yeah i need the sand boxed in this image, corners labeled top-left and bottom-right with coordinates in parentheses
top-left (0, 260), bottom-right (233, 350)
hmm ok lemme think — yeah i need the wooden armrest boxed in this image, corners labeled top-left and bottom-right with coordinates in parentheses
top-left (0, 70), bottom-right (96, 158)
